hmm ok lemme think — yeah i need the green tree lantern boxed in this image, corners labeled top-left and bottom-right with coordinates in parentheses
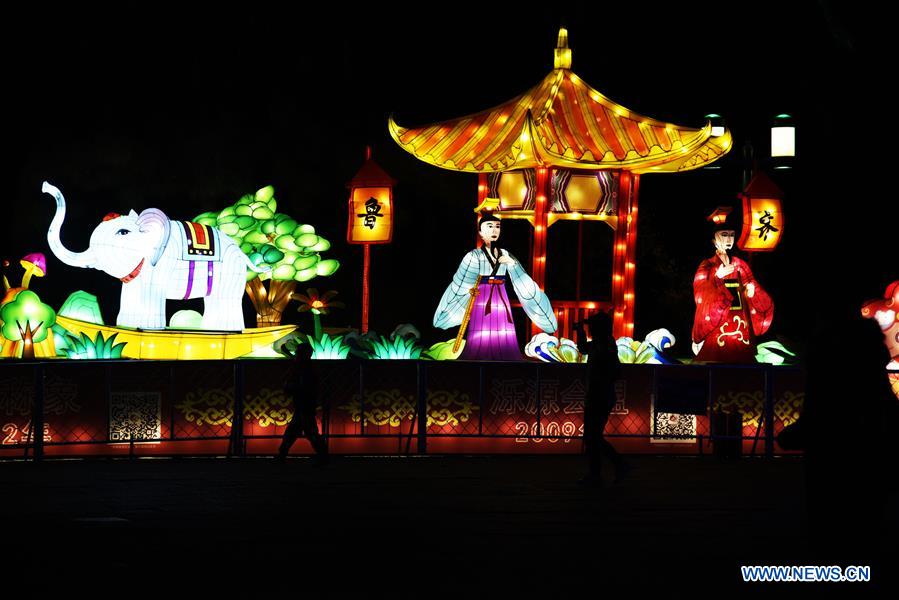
top-left (195, 185), bottom-right (340, 327)
top-left (0, 290), bottom-right (57, 359)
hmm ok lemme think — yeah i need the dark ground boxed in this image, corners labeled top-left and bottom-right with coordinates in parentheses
top-left (1, 455), bottom-right (894, 596)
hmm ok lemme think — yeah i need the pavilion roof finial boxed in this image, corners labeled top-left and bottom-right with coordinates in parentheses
top-left (554, 27), bottom-right (571, 70)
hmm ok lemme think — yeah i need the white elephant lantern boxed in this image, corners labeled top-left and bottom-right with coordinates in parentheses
top-left (43, 182), bottom-right (267, 331)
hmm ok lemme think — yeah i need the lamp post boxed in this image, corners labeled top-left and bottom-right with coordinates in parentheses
top-left (732, 113), bottom-right (797, 184)
top-left (704, 113), bottom-right (796, 181)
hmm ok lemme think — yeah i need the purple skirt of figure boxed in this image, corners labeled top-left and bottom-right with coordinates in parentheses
top-left (460, 276), bottom-right (521, 361)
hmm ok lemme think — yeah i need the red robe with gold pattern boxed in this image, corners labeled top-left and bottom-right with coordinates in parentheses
top-left (692, 255), bottom-right (773, 363)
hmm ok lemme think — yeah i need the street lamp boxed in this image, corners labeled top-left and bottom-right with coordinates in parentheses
top-left (703, 114), bottom-right (726, 169)
top-left (770, 113), bottom-right (796, 169)
top-left (706, 113), bottom-right (727, 138)
top-left (736, 114), bottom-right (797, 185)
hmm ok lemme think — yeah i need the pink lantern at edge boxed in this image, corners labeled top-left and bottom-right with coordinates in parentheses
top-left (861, 280), bottom-right (899, 399)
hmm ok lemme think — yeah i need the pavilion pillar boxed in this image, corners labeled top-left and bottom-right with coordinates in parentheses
top-left (625, 174), bottom-right (640, 337)
top-left (530, 167), bottom-right (550, 336)
top-left (612, 171), bottom-right (639, 339)
top-left (476, 173), bottom-right (488, 244)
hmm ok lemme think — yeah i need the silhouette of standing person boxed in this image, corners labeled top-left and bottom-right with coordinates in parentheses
top-left (797, 311), bottom-right (898, 566)
top-left (576, 311), bottom-right (629, 486)
top-left (278, 341), bottom-right (329, 464)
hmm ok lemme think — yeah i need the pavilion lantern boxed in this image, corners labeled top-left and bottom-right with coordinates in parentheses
top-left (347, 147), bottom-right (395, 333)
top-left (737, 171), bottom-right (784, 252)
top-left (388, 28), bottom-right (733, 339)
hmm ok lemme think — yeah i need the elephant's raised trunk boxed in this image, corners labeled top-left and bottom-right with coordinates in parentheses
top-left (42, 182), bottom-right (97, 269)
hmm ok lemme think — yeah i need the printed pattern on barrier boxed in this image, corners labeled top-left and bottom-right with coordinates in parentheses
top-left (1, 366), bottom-right (38, 447)
top-left (109, 392), bottom-right (161, 442)
top-left (651, 409), bottom-right (697, 443)
top-left (336, 389), bottom-right (479, 430)
top-left (713, 391), bottom-right (805, 430)
top-left (41, 365), bottom-right (99, 444)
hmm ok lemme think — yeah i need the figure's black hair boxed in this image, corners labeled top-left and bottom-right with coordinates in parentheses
top-left (478, 211), bottom-right (501, 229)
top-left (706, 207), bottom-right (741, 240)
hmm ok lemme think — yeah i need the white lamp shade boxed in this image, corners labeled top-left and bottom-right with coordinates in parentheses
top-left (771, 126), bottom-right (796, 158)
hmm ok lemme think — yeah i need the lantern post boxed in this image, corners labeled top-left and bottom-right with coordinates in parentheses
top-left (347, 147), bottom-right (395, 334)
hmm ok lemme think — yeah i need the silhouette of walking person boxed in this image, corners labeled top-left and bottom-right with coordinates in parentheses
top-left (278, 341), bottom-right (329, 464)
top-left (576, 311), bottom-right (629, 486)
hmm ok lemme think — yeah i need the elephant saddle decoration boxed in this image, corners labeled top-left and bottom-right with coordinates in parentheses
top-left (174, 221), bottom-right (224, 299)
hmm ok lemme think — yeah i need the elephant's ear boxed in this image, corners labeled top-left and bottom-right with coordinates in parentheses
top-left (137, 208), bottom-right (171, 266)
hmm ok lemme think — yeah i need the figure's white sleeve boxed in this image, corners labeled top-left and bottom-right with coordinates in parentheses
top-left (433, 251), bottom-right (481, 329)
top-left (505, 251), bottom-right (558, 334)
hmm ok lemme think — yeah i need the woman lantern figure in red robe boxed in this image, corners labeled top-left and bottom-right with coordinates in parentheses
top-left (691, 208), bottom-right (774, 362)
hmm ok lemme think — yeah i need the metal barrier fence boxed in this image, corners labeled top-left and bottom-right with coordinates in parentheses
top-left (0, 360), bottom-right (806, 460)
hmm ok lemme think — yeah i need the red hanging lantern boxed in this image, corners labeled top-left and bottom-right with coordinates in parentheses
top-left (738, 172), bottom-right (784, 252)
top-left (347, 147), bottom-right (395, 245)
top-left (346, 147), bottom-right (396, 333)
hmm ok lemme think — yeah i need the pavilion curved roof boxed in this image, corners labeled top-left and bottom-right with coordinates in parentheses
top-left (389, 31), bottom-right (732, 174)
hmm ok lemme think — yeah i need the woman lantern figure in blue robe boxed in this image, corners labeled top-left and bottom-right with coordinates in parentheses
top-left (434, 212), bottom-right (557, 360)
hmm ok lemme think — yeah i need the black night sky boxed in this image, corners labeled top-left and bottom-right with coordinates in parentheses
top-left (6, 2), bottom-right (893, 349)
